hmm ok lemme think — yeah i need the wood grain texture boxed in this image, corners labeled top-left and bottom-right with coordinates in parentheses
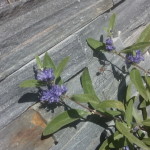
top-left (0, 0), bottom-right (150, 149)
top-left (0, 0), bottom-right (113, 81)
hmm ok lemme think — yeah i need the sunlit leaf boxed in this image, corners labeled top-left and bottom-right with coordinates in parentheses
top-left (120, 42), bottom-right (150, 54)
top-left (43, 109), bottom-right (90, 136)
top-left (43, 52), bottom-right (56, 70)
top-left (126, 82), bottom-right (132, 102)
top-left (105, 110), bottom-right (122, 116)
top-left (86, 38), bottom-right (105, 51)
top-left (108, 13), bottom-right (116, 33)
top-left (142, 119), bottom-right (150, 127)
top-left (55, 56), bottom-right (70, 80)
top-left (130, 68), bottom-right (148, 101)
top-left (143, 76), bottom-right (150, 101)
top-left (125, 98), bottom-right (134, 127)
top-left (142, 138), bottom-right (150, 146)
top-left (116, 121), bottom-right (149, 150)
top-left (136, 25), bottom-right (150, 43)
top-left (35, 56), bottom-right (43, 70)
top-left (145, 76), bottom-right (150, 86)
top-left (81, 68), bottom-right (100, 102)
top-left (140, 100), bottom-right (147, 109)
top-left (98, 100), bottom-right (125, 112)
top-left (19, 79), bottom-right (46, 87)
top-left (71, 94), bottom-right (100, 104)
top-left (71, 94), bottom-right (101, 111)
top-left (132, 106), bottom-right (142, 123)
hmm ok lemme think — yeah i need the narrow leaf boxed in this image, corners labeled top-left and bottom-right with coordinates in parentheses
top-left (71, 94), bottom-right (100, 104)
top-left (142, 119), bottom-right (150, 127)
top-left (132, 106), bottom-right (142, 123)
top-left (86, 38), bottom-right (105, 51)
top-left (105, 110), bottom-right (122, 116)
top-left (98, 100), bottom-right (125, 112)
top-left (126, 82), bottom-right (132, 102)
top-left (145, 76), bottom-right (150, 86)
top-left (130, 68), bottom-right (148, 101)
top-left (35, 56), bottom-right (43, 70)
top-left (120, 42), bottom-right (150, 54)
top-left (108, 13), bottom-right (116, 32)
top-left (19, 79), bottom-right (45, 87)
top-left (142, 138), bottom-right (150, 146)
top-left (43, 52), bottom-right (56, 69)
top-left (136, 25), bottom-right (150, 43)
top-left (99, 131), bottom-right (119, 150)
top-left (116, 121), bottom-right (150, 150)
top-left (71, 94), bottom-right (100, 110)
top-left (109, 137), bottom-right (128, 149)
top-left (43, 109), bottom-right (90, 136)
top-left (55, 56), bottom-right (70, 79)
top-left (125, 98), bottom-right (134, 127)
top-left (81, 68), bottom-right (100, 102)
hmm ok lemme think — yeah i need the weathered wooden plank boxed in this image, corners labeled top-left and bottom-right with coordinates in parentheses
top-left (0, 109), bottom-right (54, 150)
top-left (0, 34), bottom-right (87, 130)
top-left (113, 0), bottom-right (150, 41)
top-left (0, 0), bottom-right (113, 81)
top-left (1, 1), bottom-right (150, 149)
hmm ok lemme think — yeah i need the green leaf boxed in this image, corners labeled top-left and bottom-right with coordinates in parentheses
top-left (43, 109), bottom-right (90, 136)
top-left (19, 79), bottom-right (46, 87)
top-left (71, 94), bottom-right (100, 110)
top-left (81, 68), bottom-right (100, 102)
top-left (145, 76), bottom-right (150, 86)
top-left (55, 56), bottom-right (70, 80)
top-left (125, 98), bottom-right (134, 127)
top-left (143, 76), bottom-right (150, 97)
top-left (108, 13), bottom-right (116, 33)
top-left (139, 99), bottom-right (147, 108)
top-left (130, 68), bottom-right (148, 101)
top-left (99, 131), bottom-right (119, 150)
top-left (116, 121), bottom-right (150, 150)
top-left (35, 56), bottom-right (43, 70)
top-left (142, 119), bottom-right (150, 127)
top-left (71, 94), bottom-right (100, 104)
top-left (136, 25), bottom-right (150, 43)
top-left (55, 76), bottom-right (64, 85)
top-left (98, 100), bottom-right (125, 112)
top-left (105, 110), bottom-right (122, 116)
top-left (86, 38), bottom-right (105, 51)
top-left (142, 138), bottom-right (150, 146)
top-left (120, 42), bottom-right (150, 54)
top-left (109, 137), bottom-right (128, 149)
top-left (99, 139), bottom-right (109, 150)
top-left (132, 106), bottom-right (142, 123)
top-left (43, 52), bottom-right (56, 69)
top-left (126, 82), bottom-right (132, 102)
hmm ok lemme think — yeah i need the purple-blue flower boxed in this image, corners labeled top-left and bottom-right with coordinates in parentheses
top-left (40, 85), bottom-right (67, 103)
top-left (126, 50), bottom-right (144, 64)
top-left (105, 38), bottom-right (115, 51)
top-left (37, 69), bottom-right (55, 81)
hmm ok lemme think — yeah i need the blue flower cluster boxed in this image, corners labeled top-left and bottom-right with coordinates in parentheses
top-left (40, 85), bottom-right (67, 103)
top-left (37, 69), bottom-right (55, 81)
top-left (126, 50), bottom-right (144, 64)
top-left (105, 37), bottom-right (116, 51)
top-left (37, 68), bottom-right (67, 103)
